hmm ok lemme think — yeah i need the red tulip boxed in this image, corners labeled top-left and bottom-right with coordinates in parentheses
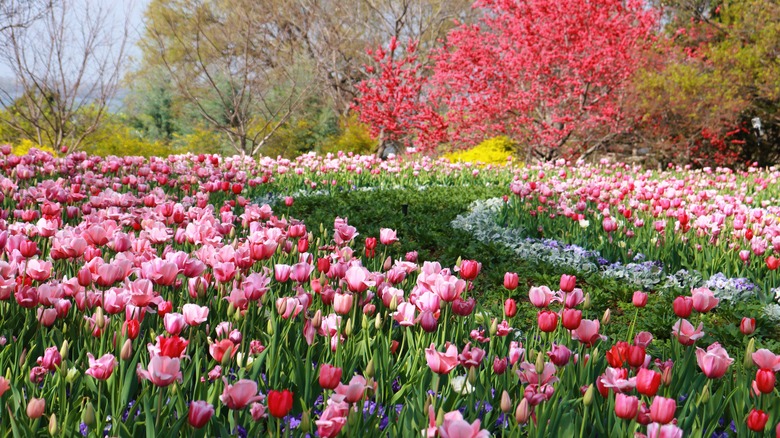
top-left (747, 409), bottom-right (768, 432)
top-left (459, 260), bottom-right (481, 280)
top-left (188, 401), bottom-right (214, 428)
top-left (627, 345), bottom-right (646, 368)
top-left (318, 364), bottom-right (342, 390)
top-left (632, 291), bottom-right (648, 308)
top-left (614, 393), bottom-right (638, 420)
top-left (561, 308), bottom-right (582, 330)
top-left (740, 317), bottom-right (756, 335)
top-left (317, 257), bottom-right (331, 274)
top-left (755, 369), bottom-right (775, 394)
top-left (636, 368), bottom-right (661, 397)
top-left (606, 341), bottom-right (629, 368)
top-left (493, 356), bottom-right (508, 375)
top-left (766, 256), bottom-right (780, 271)
top-left (503, 272), bottom-right (519, 290)
top-left (672, 296), bottom-right (693, 318)
top-left (504, 298), bottom-right (517, 317)
top-left (267, 389), bottom-right (294, 418)
top-left (537, 310), bottom-right (558, 332)
top-left (559, 274), bottom-right (576, 293)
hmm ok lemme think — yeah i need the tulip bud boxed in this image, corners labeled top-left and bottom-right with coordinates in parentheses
top-left (383, 256), bottom-right (392, 271)
top-left (300, 410), bottom-right (311, 433)
top-left (601, 308), bottom-right (611, 325)
top-left (455, 257), bottom-right (462, 268)
top-left (500, 391), bottom-right (511, 413)
top-left (266, 319), bottom-right (274, 336)
top-left (344, 318), bottom-right (353, 336)
top-left (312, 310), bottom-right (322, 329)
top-left (66, 367), bottom-right (79, 383)
top-left (745, 338), bottom-right (756, 369)
top-left (698, 383), bottom-right (710, 404)
top-left (388, 295), bottom-right (398, 311)
top-left (436, 407), bottom-right (445, 427)
top-left (361, 314), bottom-right (369, 330)
top-left (220, 346), bottom-right (233, 367)
top-left (583, 293), bottom-right (592, 310)
top-left (489, 318), bottom-right (498, 336)
top-left (120, 339), bottom-right (133, 361)
top-left (366, 358), bottom-right (375, 378)
top-left (468, 367), bottom-right (477, 385)
top-left (48, 413), bottom-right (58, 436)
top-left (95, 307), bottom-right (105, 328)
top-left (20, 348), bottom-right (27, 367)
top-left (60, 340), bottom-right (69, 361)
top-left (227, 303), bottom-right (236, 318)
top-left (82, 402), bottom-right (96, 426)
top-left (583, 384), bottom-right (594, 406)
top-left (374, 314), bottom-right (382, 330)
top-left (535, 352), bottom-right (545, 375)
top-left (515, 399), bottom-right (530, 424)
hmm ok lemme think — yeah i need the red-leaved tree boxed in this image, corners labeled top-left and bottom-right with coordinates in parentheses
top-left (431, 0), bottom-right (658, 159)
top-left (354, 0), bottom-right (659, 159)
top-left (353, 38), bottom-right (446, 153)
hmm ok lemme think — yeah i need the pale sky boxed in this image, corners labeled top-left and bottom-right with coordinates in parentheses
top-left (0, 0), bottom-right (151, 80)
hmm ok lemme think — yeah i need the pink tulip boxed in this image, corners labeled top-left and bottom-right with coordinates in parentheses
top-left (529, 286), bottom-right (554, 308)
top-left (85, 353), bottom-right (118, 380)
top-left (220, 378), bottom-right (264, 410)
top-left (164, 312), bottom-right (187, 336)
top-left (274, 264), bottom-right (291, 282)
top-left (615, 393), bottom-right (639, 420)
top-left (438, 410), bottom-right (490, 438)
top-left (379, 228), bottom-right (398, 245)
top-left (335, 375), bottom-right (369, 403)
top-left (344, 265), bottom-right (374, 293)
top-left (137, 355), bottom-right (183, 387)
top-left (570, 319), bottom-right (605, 346)
top-left (27, 398), bottom-right (45, 418)
top-left (425, 343), bottom-right (459, 374)
top-left (37, 346), bottom-right (61, 371)
top-left (188, 400), bottom-right (214, 428)
top-left (752, 349), bottom-right (780, 371)
top-left (458, 343), bottom-right (486, 368)
top-left (672, 296), bottom-right (693, 318)
top-left (547, 344), bottom-right (572, 367)
top-left (0, 376), bottom-right (9, 397)
top-left (671, 319), bottom-right (704, 346)
top-left (649, 396), bottom-right (676, 424)
top-left (289, 262), bottom-right (314, 283)
top-left (182, 303), bottom-right (209, 326)
top-left (333, 292), bottom-right (354, 315)
top-left (646, 423), bottom-right (684, 438)
top-left (691, 287), bottom-right (719, 313)
top-left (25, 259), bottom-right (52, 281)
top-left (695, 342), bottom-right (734, 379)
top-left (393, 302), bottom-right (417, 326)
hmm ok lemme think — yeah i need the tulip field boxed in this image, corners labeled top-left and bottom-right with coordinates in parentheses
top-left (1, 148), bottom-right (780, 437)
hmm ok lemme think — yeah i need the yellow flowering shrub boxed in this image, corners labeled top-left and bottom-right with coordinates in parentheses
top-left (12, 139), bottom-right (58, 157)
top-left (444, 136), bottom-right (516, 165)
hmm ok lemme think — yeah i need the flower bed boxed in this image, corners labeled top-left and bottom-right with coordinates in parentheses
top-left (0, 149), bottom-right (778, 437)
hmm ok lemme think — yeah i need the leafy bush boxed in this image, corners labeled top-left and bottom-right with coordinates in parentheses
top-left (319, 113), bottom-right (377, 156)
